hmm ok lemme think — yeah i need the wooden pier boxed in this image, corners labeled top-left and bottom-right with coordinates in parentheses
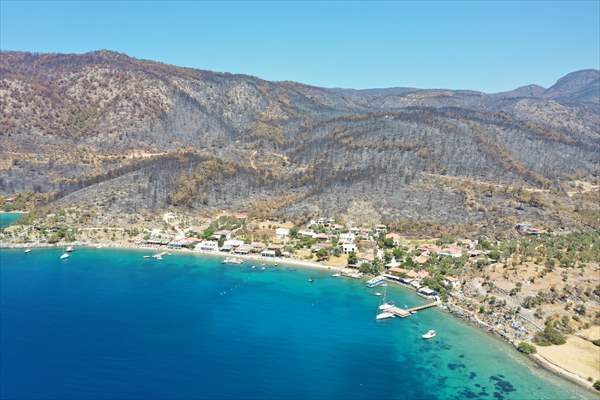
top-left (388, 301), bottom-right (440, 318)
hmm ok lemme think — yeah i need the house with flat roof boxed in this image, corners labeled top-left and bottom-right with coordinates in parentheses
top-left (342, 242), bottom-right (357, 254)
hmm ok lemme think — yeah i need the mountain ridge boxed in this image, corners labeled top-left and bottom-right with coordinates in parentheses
top-left (0, 50), bottom-right (598, 234)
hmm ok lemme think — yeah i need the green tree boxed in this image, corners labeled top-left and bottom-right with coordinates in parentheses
top-left (348, 251), bottom-right (357, 266)
top-left (517, 342), bottom-right (537, 354)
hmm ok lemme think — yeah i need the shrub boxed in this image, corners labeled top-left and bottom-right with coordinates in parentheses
top-left (517, 342), bottom-right (537, 354)
top-left (592, 339), bottom-right (600, 347)
top-left (533, 321), bottom-right (566, 346)
top-left (593, 381), bottom-right (600, 392)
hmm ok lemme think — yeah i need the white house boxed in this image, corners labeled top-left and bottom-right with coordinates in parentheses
top-left (195, 240), bottom-right (219, 251)
top-left (275, 228), bottom-right (290, 238)
top-left (298, 230), bottom-right (316, 238)
top-left (223, 239), bottom-right (244, 248)
top-left (339, 232), bottom-right (356, 244)
top-left (342, 243), bottom-right (357, 254)
top-left (212, 230), bottom-right (232, 240)
top-left (261, 249), bottom-right (277, 257)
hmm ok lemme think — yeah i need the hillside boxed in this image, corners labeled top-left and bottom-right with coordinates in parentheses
top-left (0, 50), bottom-right (598, 235)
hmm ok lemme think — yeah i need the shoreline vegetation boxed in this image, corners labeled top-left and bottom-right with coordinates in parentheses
top-left (1, 238), bottom-right (599, 395)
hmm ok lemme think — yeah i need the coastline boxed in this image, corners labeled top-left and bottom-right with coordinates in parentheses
top-left (1, 240), bottom-right (598, 396)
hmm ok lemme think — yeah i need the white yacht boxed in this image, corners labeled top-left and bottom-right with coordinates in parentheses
top-left (422, 330), bottom-right (436, 339)
top-left (376, 312), bottom-right (395, 320)
top-left (24, 248), bottom-right (31, 253)
top-left (223, 257), bottom-right (243, 265)
top-left (60, 253), bottom-right (69, 260)
top-left (66, 246), bottom-right (74, 252)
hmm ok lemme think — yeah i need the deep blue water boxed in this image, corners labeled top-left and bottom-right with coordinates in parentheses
top-left (0, 248), bottom-right (593, 399)
top-left (0, 212), bottom-right (23, 229)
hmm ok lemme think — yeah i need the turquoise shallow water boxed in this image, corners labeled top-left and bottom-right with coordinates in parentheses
top-left (0, 248), bottom-right (594, 399)
top-left (0, 212), bottom-right (23, 229)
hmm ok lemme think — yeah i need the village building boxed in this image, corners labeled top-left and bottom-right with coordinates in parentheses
top-left (234, 244), bottom-right (251, 255)
top-left (438, 246), bottom-right (463, 258)
top-left (297, 230), bottom-right (316, 238)
top-left (341, 242), bottom-right (357, 254)
top-left (196, 240), bottom-right (219, 251)
top-left (261, 249), bottom-right (277, 257)
top-left (339, 232), bottom-right (356, 244)
top-left (275, 228), bottom-right (290, 238)
top-left (417, 286), bottom-right (438, 298)
top-left (385, 232), bottom-right (402, 246)
top-left (385, 258), bottom-right (402, 268)
top-left (223, 239), bottom-right (244, 248)
top-left (212, 229), bottom-right (232, 240)
top-left (314, 233), bottom-right (329, 242)
top-left (250, 242), bottom-right (267, 253)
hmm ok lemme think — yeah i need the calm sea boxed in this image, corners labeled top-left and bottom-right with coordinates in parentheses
top-left (0, 248), bottom-right (594, 399)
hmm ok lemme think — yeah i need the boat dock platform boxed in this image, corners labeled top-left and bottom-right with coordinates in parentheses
top-left (388, 301), bottom-right (440, 318)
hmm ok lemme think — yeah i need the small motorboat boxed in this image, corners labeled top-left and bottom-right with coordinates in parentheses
top-left (143, 255), bottom-right (151, 259)
top-left (60, 253), bottom-right (69, 260)
top-left (411, 311), bottom-right (417, 315)
top-left (422, 330), bottom-right (436, 339)
top-left (379, 302), bottom-right (395, 311)
top-left (251, 265), bottom-right (256, 269)
top-left (374, 292), bottom-right (382, 297)
top-left (261, 266), bottom-right (266, 270)
top-left (331, 273), bottom-right (341, 277)
top-left (222, 257), bottom-right (243, 265)
top-left (66, 246), bottom-right (74, 252)
top-left (155, 255), bottom-right (163, 260)
top-left (376, 312), bottom-right (395, 320)
top-left (24, 249), bottom-right (31, 253)
top-left (308, 278), bottom-right (314, 283)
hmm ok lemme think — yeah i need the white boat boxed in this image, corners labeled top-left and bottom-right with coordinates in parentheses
top-left (376, 312), bottom-right (395, 320)
top-left (155, 255), bottom-right (163, 260)
top-left (350, 272), bottom-right (364, 279)
top-left (60, 253), bottom-right (69, 260)
top-left (66, 246), bottom-right (74, 252)
top-left (422, 330), bottom-right (436, 339)
top-left (374, 292), bottom-right (382, 297)
top-left (379, 302), bottom-right (395, 311)
top-left (223, 257), bottom-right (243, 265)
top-left (331, 273), bottom-right (341, 277)
top-left (24, 249), bottom-right (31, 253)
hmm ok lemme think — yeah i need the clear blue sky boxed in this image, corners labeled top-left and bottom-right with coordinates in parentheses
top-left (1, 1), bottom-right (598, 92)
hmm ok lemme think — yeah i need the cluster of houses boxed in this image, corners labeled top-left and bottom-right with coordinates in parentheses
top-left (143, 217), bottom-right (477, 299)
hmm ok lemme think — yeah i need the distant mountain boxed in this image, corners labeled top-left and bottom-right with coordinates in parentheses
top-left (542, 69), bottom-right (600, 104)
top-left (493, 84), bottom-right (546, 99)
top-left (0, 50), bottom-right (598, 232)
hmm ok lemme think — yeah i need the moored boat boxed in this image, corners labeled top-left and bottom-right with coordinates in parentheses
top-left (24, 248), bottom-right (31, 253)
top-left (223, 257), bottom-right (243, 265)
top-left (422, 330), bottom-right (436, 339)
top-left (66, 246), bottom-right (74, 252)
top-left (60, 253), bottom-right (69, 260)
top-left (376, 312), bottom-right (395, 320)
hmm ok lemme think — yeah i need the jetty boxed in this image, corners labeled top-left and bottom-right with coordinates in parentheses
top-left (387, 301), bottom-right (440, 318)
